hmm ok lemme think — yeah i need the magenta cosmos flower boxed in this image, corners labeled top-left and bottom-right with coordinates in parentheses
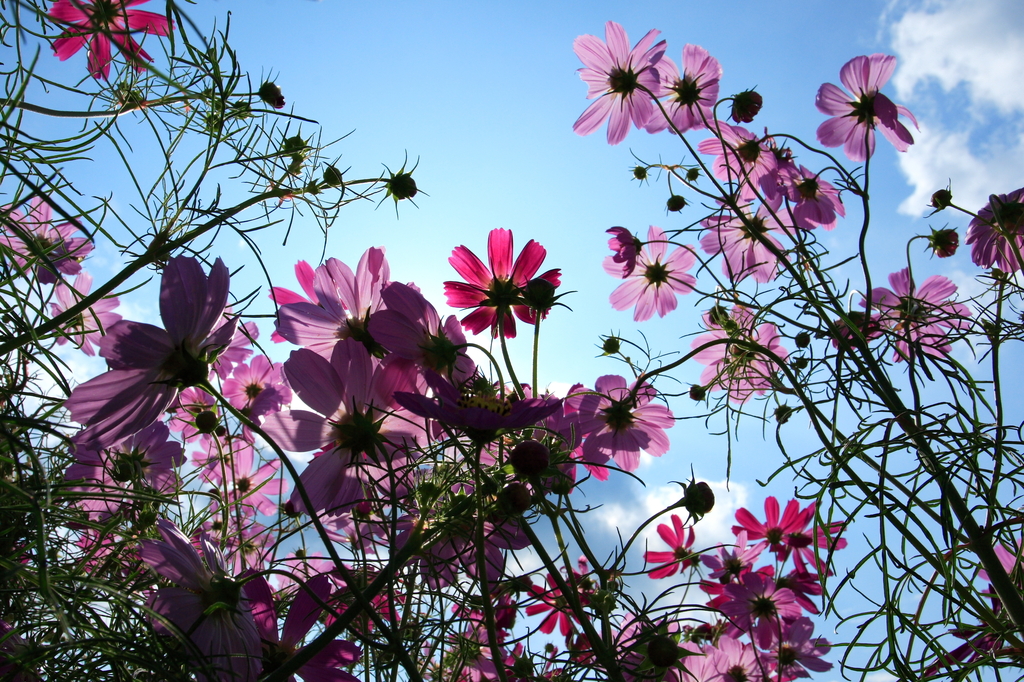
top-left (720, 571), bottom-right (802, 648)
top-left (603, 227), bottom-right (641, 278)
top-left (50, 272), bottom-right (122, 356)
top-left (139, 519), bottom-right (260, 682)
top-left (65, 256), bottom-right (236, 451)
top-left (572, 374), bottom-right (674, 474)
top-left (815, 54), bottom-right (917, 162)
top-left (644, 513), bottom-right (696, 579)
top-left (608, 225), bottom-right (697, 322)
top-left (700, 205), bottom-right (788, 284)
top-left (573, 21), bottom-right (666, 145)
top-left (444, 228), bottom-right (560, 339)
top-left (1, 196), bottom-right (93, 285)
top-left (965, 188), bottom-right (1024, 272)
top-left (864, 268), bottom-right (971, 361)
top-left (645, 44), bottom-right (722, 135)
top-left (769, 617), bottom-right (833, 679)
top-left (49, 0), bottom-right (173, 80)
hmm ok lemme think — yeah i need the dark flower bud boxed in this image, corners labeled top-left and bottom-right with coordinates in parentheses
top-left (522, 277), bottom-right (557, 312)
top-left (647, 634), bottom-right (680, 668)
top-left (550, 475), bottom-right (573, 496)
top-left (686, 167), bottom-right (701, 183)
top-left (791, 357), bottom-right (809, 370)
top-left (259, 81), bottom-right (286, 109)
top-left (688, 384), bottom-right (706, 401)
top-left (136, 508), bottom-right (158, 529)
top-left (194, 410), bottom-right (219, 434)
top-left (708, 305), bottom-right (731, 328)
top-left (633, 165), bottom-right (649, 181)
top-left (731, 90), bottom-right (763, 123)
top-left (500, 482), bottom-right (533, 514)
top-left (215, 425), bottom-right (228, 437)
top-left (683, 481), bottom-right (715, 517)
top-left (601, 335), bottom-right (622, 355)
top-left (323, 165), bottom-right (345, 188)
top-left (666, 195), bottom-right (687, 212)
top-left (386, 171), bottom-right (418, 201)
top-left (509, 440), bottom-right (550, 476)
top-left (794, 331), bottom-right (811, 348)
top-left (930, 188), bottom-right (953, 211)
top-left (928, 227), bottom-right (959, 258)
top-left (775, 404), bottom-right (794, 424)
top-left (282, 500), bottom-right (300, 517)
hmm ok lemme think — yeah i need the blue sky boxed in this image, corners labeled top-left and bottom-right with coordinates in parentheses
top-left (23, 0), bottom-right (1024, 677)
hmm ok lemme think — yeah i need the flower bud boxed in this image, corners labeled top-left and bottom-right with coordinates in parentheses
top-left (500, 482), bottom-right (533, 514)
top-left (731, 90), bottom-right (763, 123)
top-left (795, 331), bottom-right (811, 348)
top-left (522, 277), bottom-right (557, 312)
top-left (259, 81), bottom-right (285, 109)
top-left (688, 384), bottom-right (706, 401)
top-left (775, 404), bottom-right (794, 424)
top-left (386, 171), bottom-right (418, 201)
top-left (323, 166), bottom-right (345, 189)
top-left (601, 335), bottom-right (622, 355)
top-left (930, 188), bottom-right (952, 211)
top-left (683, 481), bottom-right (715, 517)
top-left (509, 440), bottom-right (550, 476)
top-left (686, 167), bottom-right (701, 183)
top-left (633, 165), bottom-right (648, 181)
top-left (194, 410), bottom-right (219, 434)
top-left (928, 227), bottom-right (959, 258)
top-left (647, 634), bottom-right (680, 668)
top-left (666, 195), bottom-right (687, 212)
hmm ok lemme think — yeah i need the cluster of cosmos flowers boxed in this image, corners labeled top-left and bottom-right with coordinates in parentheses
top-left (575, 21), bottom-right (998, 402)
top-left (4, 6), bottom-right (1024, 681)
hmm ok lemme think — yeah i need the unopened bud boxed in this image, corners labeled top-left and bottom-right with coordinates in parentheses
top-left (194, 410), bottom-right (218, 434)
top-left (633, 166), bottom-right (648, 181)
top-left (731, 90), bottom-right (763, 123)
top-left (647, 634), bottom-right (680, 668)
top-left (688, 384), bottom-right (706, 401)
top-left (794, 332), bottom-right (811, 348)
top-left (323, 166), bottom-right (345, 188)
top-left (930, 188), bottom-right (953, 211)
top-left (500, 482), bottom-right (533, 514)
top-left (259, 82), bottom-right (286, 109)
top-left (683, 481), bottom-right (715, 517)
top-left (775, 404), bottom-right (795, 424)
top-left (601, 335), bottom-right (622, 355)
top-left (666, 195), bottom-right (687, 212)
top-left (386, 171), bottom-right (418, 201)
top-left (522, 278), bottom-right (557, 312)
top-left (509, 440), bottom-right (550, 477)
top-left (928, 227), bottom-right (959, 258)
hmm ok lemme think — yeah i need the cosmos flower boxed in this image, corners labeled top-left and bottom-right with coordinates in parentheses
top-left (965, 188), bottom-right (1024, 272)
top-left (644, 514), bottom-right (697, 579)
top-left (1, 196), bottom-right (93, 285)
top-left (49, 0), bottom-right (173, 80)
top-left (608, 225), bottom-right (697, 322)
top-left (572, 21), bottom-right (666, 145)
top-left (645, 44), bottom-right (721, 134)
top-left (50, 272), bottom-right (121, 356)
top-left (815, 54), bottom-right (917, 162)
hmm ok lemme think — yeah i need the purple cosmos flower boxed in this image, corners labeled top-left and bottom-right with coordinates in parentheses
top-left (769, 617), bottom-right (832, 678)
top-left (395, 371), bottom-right (561, 442)
top-left (691, 306), bottom-right (789, 404)
top-left (573, 21), bottom-right (666, 145)
top-left (781, 165), bottom-right (845, 231)
top-left (222, 355), bottom-right (292, 420)
top-left (572, 374), bottom-right (674, 473)
top-left (200, 437), bottom-right (285, 517)
top-left (139, 519), bottom-right (260, 682)
top-left (815, 54), bottom-right (918, 162)
top-left (697, 124), bottom-right (778, 195)
top-left (700, 205), bottom-right (789, 284)
top-left (275, 248), bottom-right (390, 357)
top-left (714, 636), bottom-right (763, 682)
top-left (247, 573), bottom-right (361, 682)
top-left (0, 620), bottom-right (38, 682)
top-left (603, 227), bottom-right (641, 278)
top-left (645, 44), bottom-right (722, 135)
top-left (965, 188), bottom-right (1024, 272)
top-left (369, 281), bottom-right (476, 382)
top-left (608, 225), bottom-right (697, 322)
top-left (65, 421), bottom-right (182, 520)
top-left (700, 530), bottom-right (765, 583)
top-left (1, 196), bottom-right (93, 285)
top-left (720, 571), bottom-right (802, 648)
top-left (864, 268), bottom-right (971, 361)
top-left (261, 339), bottom-right (421, 515)
top-left (49, 0), bottom-right (172, 80)
top-left (444, 228), bottom-right (561, 339)
top-left (50, 271), bottom-right (121, 356)
top-left (65, 256), bottom-right (236, 451)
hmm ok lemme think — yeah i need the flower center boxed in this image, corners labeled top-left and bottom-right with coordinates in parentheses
top-left (670, 76), bottom-right (702, 106)
top-left (599, 399), bottom-right (635, 433)
top-left (777, 644), bottom-right (798, 666)
top-left (750, 595), bottom-right (778, 619)
top-left (644, 260), bottom-right (669, 285)
top-left (333, 408), bottom-right (385, 456)
top-left (736, 140), bottom-right (761, 165)
top-left (796, 178), bottom-right (820, 201)
top-left (608, 66), bottom-right (640, 95)
top-left (726, 666), bottom-right (749, 682)
top-left (850, 94), bottom-right (878, 126)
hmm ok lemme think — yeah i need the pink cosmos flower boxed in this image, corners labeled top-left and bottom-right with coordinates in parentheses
top-left (50, 271), bottom-right (121, 356)
top-left (700, 530), bottom-right (765, 583)
top-left (645, 44), bottom-right (722, 134)
top-left (270, 261), bottom-right (318, 342)
top-left (139, 519), bottom-right (260, 682)
top-left (733, 497), bottom-right (847, 567)
top-left (222, 355), bottom-right (291, 421)
top-left (444, 228), bottom-right (560, 339)
top-left (200, 438), bottom-right (285, 516)
top-left (815, 54), bottom-right (917, 162)
top-left (608, 225), bottom-right (697, 322)
top-left (644, 514), bottom-right (696, 579)
top-left (49, 0), bottom-right (172, 80)
top-left (714, 636), bottom-right (763, 682)
top-left (275, 248), bottom-right (390, 357)
top-left (1, 196), bottom-right (93, 285)
top-left (247, 574), bottom-right (362, 682)
top-left (700, 205), bottom-right (788, 284)
top-left (691, 306), bottom-right (789, 404)
top-left (261, 339), bottom-right (421, 515)
top-left (697, 125), bottom-right (778, 195)
top-left (572, 374), bottom-right (674, 474)
top-left (65, 256), bottom-right (236, 451)
top-left (573, 21), bottom-right (666, 145)
top-left (526, 571), bottom-right (586, 637)
top-left (864, 268), bottom-right (971, 361)
top-left (965, 188), bottom-right (1024, 272)
top-left (781, 165), bottom-right (845, 231)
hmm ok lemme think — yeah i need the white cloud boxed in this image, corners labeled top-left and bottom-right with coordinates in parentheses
top-left (886, 0), bottom-right (1024, 216)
